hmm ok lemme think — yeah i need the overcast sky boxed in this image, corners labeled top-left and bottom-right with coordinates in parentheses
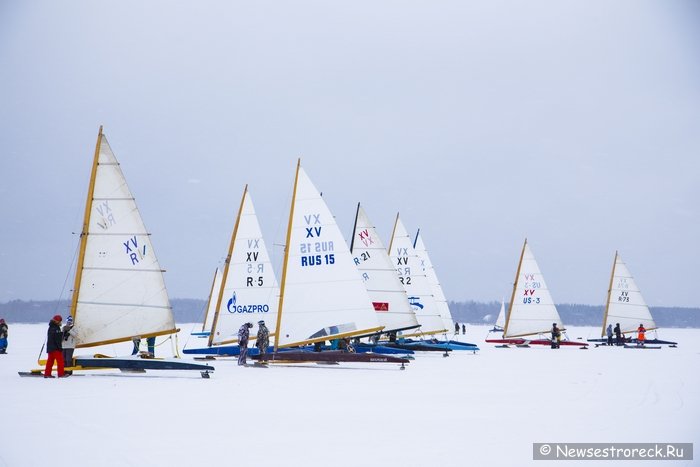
top-left (1, 0), bottom-right (698, 308)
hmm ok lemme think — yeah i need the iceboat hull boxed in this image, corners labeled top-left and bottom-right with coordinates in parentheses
top-left (74, 356), bottom-right (214, 371)
top-left (251, 350), bottom-right (410, 364)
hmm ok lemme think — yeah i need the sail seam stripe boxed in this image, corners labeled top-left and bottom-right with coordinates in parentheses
top-left (84, 232), bottom-right (150, 236)
top-left (77, 301), bottom-right (170, 309)
top-left (82, 267), bottom-right (163, 272)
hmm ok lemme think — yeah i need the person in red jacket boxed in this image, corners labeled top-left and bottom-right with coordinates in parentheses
top-left (44, 315), bottom-right (66, 378)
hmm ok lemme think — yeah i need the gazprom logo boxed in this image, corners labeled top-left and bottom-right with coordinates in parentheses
top-left (226, 291), bottom-right (270, 314)
top-left (227, 292), bottom-right (237, 313)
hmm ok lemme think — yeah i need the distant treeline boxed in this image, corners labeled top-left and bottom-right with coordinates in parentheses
top-left (448, 301), bottom-right (700, 328)
top-left (1, 298), bottom-right (698, 328)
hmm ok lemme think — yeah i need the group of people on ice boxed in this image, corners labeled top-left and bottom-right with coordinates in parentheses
top-left (605, 322), bottom-right (647, 346)
top-left (550, 322), bottom-right (648, 349)
top-left (237, 319), bottom-right (270, 366)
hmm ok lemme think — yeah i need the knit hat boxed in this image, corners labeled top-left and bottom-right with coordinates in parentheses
top-left (67, 316), bottom-right (73, 324)
top-left (53, 315), bottom-right (62, 322)
top-left (258, 320), bottom-right (265, 325)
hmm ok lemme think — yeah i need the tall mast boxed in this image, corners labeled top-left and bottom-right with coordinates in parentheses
top-left (69, 126), bottom-right (103, 320)
top-left (200, 268), bottom-right (219, 332)
top-left (503, 238), bottom-right (527, 337)
top-left (349, 202), bottom-right (361, 254)
top-left (274, 159), bottom-right (301, 352)
top-left (387, 212), bottom-right (400, 253)
top-left (600, 251), bottom-right (618, 338)
top-left (208, 185), bottom-right (248, 348)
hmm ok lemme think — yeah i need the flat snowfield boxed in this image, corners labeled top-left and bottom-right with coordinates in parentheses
top-left (2, 324), bottom-right (698, 467)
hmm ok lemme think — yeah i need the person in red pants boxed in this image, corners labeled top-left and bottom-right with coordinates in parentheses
top-left (44, 315), bottom-right (66, 378)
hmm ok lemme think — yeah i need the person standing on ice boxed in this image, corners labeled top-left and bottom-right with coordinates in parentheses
top-left (0, 318), bottom-right (8, 354)
top-left (62, 316), bottom-right (76, 369)
top-left (255, 320), bottom-right (269, 356)
top-left (637, 323), bottom-right (646, 345)
top-left (606, 324), bottom-right (613, 346)
top-left (44, 315), bottom-right (66, 378)
top-left (614, 323), bottom-right (622, 346)
top-left (454, 322), bottom-right (460, 334)
top-left (238, 322), bottom-right (253, 366)
top-left (551, 323), bottom-right (561, 349)
top-left (461, 324), bottom-right (466, 335)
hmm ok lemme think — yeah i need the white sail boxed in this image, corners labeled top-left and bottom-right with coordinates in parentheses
top-left (388, 215), bottom-right (445, 335)
top-left (275, 162), bottom-right (383, 348)
top-left (413, 229), bottom-right (455, 334)
top-left (72, 129), bottom-right (176, 347)
top-left (209, 188), bottom-right (279, 346)
top-left (503, 240), bottom-right (563, 338)
top-left (494, 299), bottom-right (506, 330)
top-left (602, 252), bottom-right (656, 336)
top-left (350, 204), bottom-right (419, 333)
top-left (201, 268), bottom-right (223, 333)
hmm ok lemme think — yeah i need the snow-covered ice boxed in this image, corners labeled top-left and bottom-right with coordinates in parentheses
top-left (1, 324), bottom-right (698, 467)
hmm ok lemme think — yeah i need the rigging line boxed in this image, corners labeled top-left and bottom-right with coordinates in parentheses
top-left (53, 240), bottom-right (82, 315)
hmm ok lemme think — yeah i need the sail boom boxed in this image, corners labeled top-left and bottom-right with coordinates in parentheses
top-left (399, 328), bottom-right (448, 339)
top-left (278, 326), bottom-right (385, 349)
top-left (76, 327), bottom-right (178, 348)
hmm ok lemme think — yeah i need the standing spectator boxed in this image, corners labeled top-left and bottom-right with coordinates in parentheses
top-left (0, 318), bottom-right (8, 354)
top-left (238, 322), bottom-right (253, 366)
top-left (147, 336), bottom-right (156, 357)
top-left (551, 323), bottom-right (561, 349)
top-left (606, 324), bottom-right (614, 346)
top-left (62, 316), bottom-right (76, 369)
top-left (454, 322), bottom-right (460, 334)
top-left (44, 315), bottom-right (66, 378)
top-left (614, 323), bottom-right (622, 346)
top-left (461, 323), bottom-right (466, 335)
top-left (131, 336), bottom-right (141, 355)
top-left (256, 320), bottom-right (270, 356)
top-left (637, 323), bottom-right (646, 345)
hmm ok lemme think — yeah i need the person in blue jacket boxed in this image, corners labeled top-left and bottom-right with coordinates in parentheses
top-left (0, 318), bottom-right (8, 354)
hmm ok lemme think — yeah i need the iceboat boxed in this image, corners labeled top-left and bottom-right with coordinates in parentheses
top-left (22, 127), bottom-right (213, 377)
top-left (485, 239), bottom-right (588, 348)
top-left (587, 252), bottom-right (676, 348)
top-left (183, 185), bottom-right (280, 356)
top-left (349, 203), bottom-right (420, 344)
top-left (251, 160), bottom-right (408, 368)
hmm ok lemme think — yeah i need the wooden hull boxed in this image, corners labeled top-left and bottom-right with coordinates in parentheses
top-left (486, 338), bottom-right (588, 347)
top-left (251, 350), bottom-right (410, 364)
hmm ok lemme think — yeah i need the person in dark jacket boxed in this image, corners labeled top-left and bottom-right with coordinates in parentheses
top-left (238, 322), bottom-right (253, 366)
top-left (0, 318), bottom-right (8, 354)
top-left (454, 322), bottom-right (460, 334)
top-left (551, 323), bottom-right (561, 349)
top-left (255, 320), bottom-right (270, 356)
top-left (44, 315), bottom-right (66, 378)
top-left (461, 324), bottom-right (466, 335)
top-left (614, 323), bottom-right (622, 346)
